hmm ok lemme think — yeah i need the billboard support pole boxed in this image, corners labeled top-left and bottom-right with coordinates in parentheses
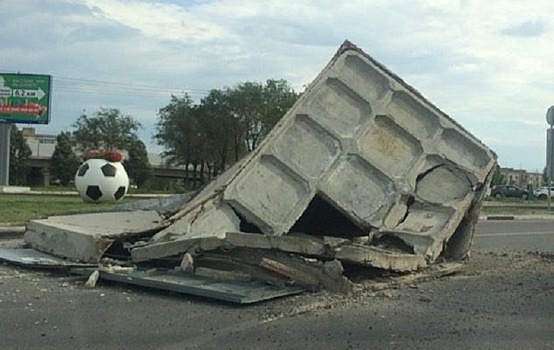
top-left (0, 123), bottom-right (12, 186)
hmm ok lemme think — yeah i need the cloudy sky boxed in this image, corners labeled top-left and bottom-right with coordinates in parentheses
top-left (1, 0), bottom-right (553, 171)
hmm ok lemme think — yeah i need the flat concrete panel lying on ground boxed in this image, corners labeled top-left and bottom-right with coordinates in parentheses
top-left (24, 210), bottom-right (163, 263)
top-left (0, 248), bottom-right (95, 268)
top-left (70, 267), bottom-right (305, 304)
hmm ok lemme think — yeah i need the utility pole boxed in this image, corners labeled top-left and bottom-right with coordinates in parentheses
top-left (0, 123), bottom-right (12, 186)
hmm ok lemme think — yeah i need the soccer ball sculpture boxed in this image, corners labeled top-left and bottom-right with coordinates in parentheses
top-left (75, 158), bottom-right (129, 203)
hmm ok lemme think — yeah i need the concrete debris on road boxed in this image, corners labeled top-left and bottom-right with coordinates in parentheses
top-left (3, 41), bottom-right (496, 303)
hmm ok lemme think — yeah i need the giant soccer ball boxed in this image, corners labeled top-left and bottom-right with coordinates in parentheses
top-left (75, 158), bottom-right (129, 203)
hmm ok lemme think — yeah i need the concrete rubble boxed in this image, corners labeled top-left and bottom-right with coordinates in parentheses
top-left (11, 41), bottom-right (496, 302)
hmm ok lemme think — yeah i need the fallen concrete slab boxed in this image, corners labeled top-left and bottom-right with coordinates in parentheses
top-left (24, 210), bottom-right (164, 263)
top-left (13, 40), bottom-right (496, 300)
top-left (134, 40), bottom-right (496, 274)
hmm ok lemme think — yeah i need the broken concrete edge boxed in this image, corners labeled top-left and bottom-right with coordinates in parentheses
top-left (24, 222), bottom-right (114, 264)
top-left (158, 40), bottom-right (496, 268)
top-left (129, 230), bottom-right (429, 293)
top-left (132, 231), bottom-right (423, 266)
top-left (442, 166), bottom-right (494, 261)
top-left (22, 210), bottom-right (166, 264)
top-left (191, 247), bottom-right (353, 294)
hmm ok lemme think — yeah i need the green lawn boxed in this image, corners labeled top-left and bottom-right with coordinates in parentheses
top-left (481, 206), bottom-right (554, 216)
top-left (3, 193), bottom-right (554, 226)
top-left (0, 194), bottom-right (136, 225)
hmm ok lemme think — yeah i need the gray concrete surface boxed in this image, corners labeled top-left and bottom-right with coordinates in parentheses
top-left (134, 41), bottom-right (496, 272)
top-left (23, 210), bottom-right (163, 263)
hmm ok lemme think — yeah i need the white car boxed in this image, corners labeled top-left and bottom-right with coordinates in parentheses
top-left (533, 186), bottom-right (554, 199)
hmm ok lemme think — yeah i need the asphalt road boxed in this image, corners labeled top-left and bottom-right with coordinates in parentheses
top-left (0, 220), bottom-right (553, 350)
top-left (474, 219), bottom-right (554, 252)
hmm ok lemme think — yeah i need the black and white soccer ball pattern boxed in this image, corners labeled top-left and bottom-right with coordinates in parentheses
top-left (75, 159), bottom-right (129, 203)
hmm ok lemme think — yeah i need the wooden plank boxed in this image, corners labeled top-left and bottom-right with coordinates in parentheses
top-left (194, 267), bottom-right (252, 282)
top-left (260, 258), bottom-right (319, 287)
top-left (335, 244), bottom-right (426, 272)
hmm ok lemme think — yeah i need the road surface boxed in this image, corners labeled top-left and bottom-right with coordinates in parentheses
top-left (0, 219), bottom-right (553, 349)
top-left (474, 219), bottom-right (554, 252)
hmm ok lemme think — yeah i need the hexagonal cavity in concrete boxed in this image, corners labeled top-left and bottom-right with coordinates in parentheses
top-left (272, 114), bottom-right (342, 180)
top-left (384, 202), bottom-right (456, 257)
top-left (357, 114), bottom-right (423, 178)
top-left (437, 128), bottom-right (493, 177)
top-left (321, 154), bottom-right (394, 228)
top-left (304, 77), bottom-right (372, 139)
top-left (337, 53), bottom-right (389, 102)
top-left (388, 90), bottom-right (440, 142)
top-left (415, 156), bottom-right (475, 205)
top-left (224, 155), bottom-right (311, 235)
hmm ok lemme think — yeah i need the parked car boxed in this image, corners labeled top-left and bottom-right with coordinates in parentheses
top-left (490, 185), bottom-right (528, 199)
top-left (533, 186), bottom-right (554, 200)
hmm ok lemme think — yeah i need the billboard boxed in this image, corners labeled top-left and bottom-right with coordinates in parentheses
top-left (0, 73), bottom-right (52, 124)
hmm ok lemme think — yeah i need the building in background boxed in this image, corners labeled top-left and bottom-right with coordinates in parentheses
top-left (18, 127), bottom-right (546, 190)
top-left (499, 167), bottom-right (543, 188)
top-left (19, 127), bottom-right (189, 187)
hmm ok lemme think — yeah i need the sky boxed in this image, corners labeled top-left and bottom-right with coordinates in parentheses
top-left (1, 0), bottom-right (553, 172)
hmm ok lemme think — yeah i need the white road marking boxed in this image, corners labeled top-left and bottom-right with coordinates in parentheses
top-left (478, 231), bottom-right (554, 238)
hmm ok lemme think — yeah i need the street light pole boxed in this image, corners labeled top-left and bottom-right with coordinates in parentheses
top-left (547, 123), bottom-right (554, 211)
top-left (547, 106), bottom-right (554, 211)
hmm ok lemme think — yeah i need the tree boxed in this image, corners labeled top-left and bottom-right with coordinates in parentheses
top-left (51, 131), bottom-right (80, 186)
top-left (490, 164), bottom-right (505, 187)
top-left (72, 107), bottom-right (141, 152)
top-left (155, 94), bottom-right (200, 182)
top-left (9, 126), bottom-right (32, 185)
top-left (228, 79), bottom-right (299, 154)
top-left (197, 89), bottom-right (241, 175)
top-left (155, 79), bottom-right (298, 183)
top-left (124, 139), bottom-right (153, 188)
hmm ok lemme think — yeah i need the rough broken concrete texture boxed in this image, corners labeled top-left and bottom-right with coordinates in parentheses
top-left (144, 40), bottom-right (496, 271)
top-left (24, 211), bottom-right (163, 263)
top-left (114, 192), bottom-right (197, 215)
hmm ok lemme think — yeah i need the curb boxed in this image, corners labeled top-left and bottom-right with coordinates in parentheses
top-left (0, 226), bottom-right (26, 239)
top-left (483, 215), bottom-right (515, 220)
top-left (480, 215), bottom-right (554, 221)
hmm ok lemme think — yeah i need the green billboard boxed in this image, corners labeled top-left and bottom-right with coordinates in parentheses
top-left (0, 73), bottom-right (52, 124)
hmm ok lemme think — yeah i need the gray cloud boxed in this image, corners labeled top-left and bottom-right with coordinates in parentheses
top-left (501, 19), bottom-right (547, 38)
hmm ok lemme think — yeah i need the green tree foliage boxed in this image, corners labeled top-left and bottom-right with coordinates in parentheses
top-left (154, 79), bottom-right (298, 184)
top-left (72, 107), bottom-right (141, 152)
top-left (9, 126), bottom-right (32, 185)
top-left (51, 132), bottom-right (80, 186)
top-left (124, 139), bottom-right (153, 188)
top-left (228, 79), bottom-right (298, 153)
top-left (490, 164), bottom-right (505, 187)
top-left (155, 94), bottom-right (199, 181)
